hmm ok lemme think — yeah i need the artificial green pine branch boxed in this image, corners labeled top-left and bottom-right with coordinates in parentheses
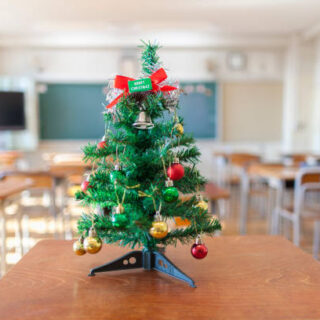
top-left (140, 41), bottom-right (161, 75)
top-left (76, 41), bottom-right (221, 253)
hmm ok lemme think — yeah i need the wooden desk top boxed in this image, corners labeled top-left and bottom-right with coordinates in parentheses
top-left (204, 182), bottom-right (230, 200)
top-left (1, 236), bottom-right (320, 320)
top-left (248, 164), bottom-right (299, 181)
top-left (49, 161), bottom-right (90, 168)
top-left (180, 182), bottom-right (230, 202)
top-left (0, 177), bottom-right (33, 200)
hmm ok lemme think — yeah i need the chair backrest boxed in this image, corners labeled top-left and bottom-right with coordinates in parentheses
top-left (49, 165), bottom-right (87, 178)
top-left (52, 153), bottom-right (83, 164)
top-left (283, 153), bottom-right (309, 166)
top-left (0, 151), bottom-right (22, 169)
top-left (293, 167), bottom-right (320, 213)
top-left (0, 176), bottom-right (33, 200)
top-left (0, 171), bottom-right (55, 190)
top-left (228, 153), bottom-right (260, 168)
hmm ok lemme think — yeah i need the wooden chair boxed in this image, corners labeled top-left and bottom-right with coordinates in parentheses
top-left (282, 153), bottom-right (309, 166)
top-left (216, 152), bottom-right (260, 187)
top-left (0, 176), bottom-right (33, 275)
top-left (0, 151), bottom-right (22, 169)
top-left (1, 171), bottom-right (58, 253)
top-left (175, 182), bottom-right (230, 227)
top-left (61, 167), bottom-right (87, 239)
top-left (275, 167), bottom-right (320, 258)
top-left (227, 153), bottom-right (261, 169)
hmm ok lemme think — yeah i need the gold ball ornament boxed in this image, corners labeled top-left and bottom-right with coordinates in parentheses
top-left (149, 221), bottom-right (169, 239)
top-left (83, 227), bottom-right (102, 254)
top-left (195, 195), bottom-right (209, 212)
top-left (195, 200), bottom-right (208, 211)
top-left (174, 123), bottom-right (184, 136)
top-left (73, 236), bottom-right (86, 256)
top-left (149, 212), bottom-right (169, 239)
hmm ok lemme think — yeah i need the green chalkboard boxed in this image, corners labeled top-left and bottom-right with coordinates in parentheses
top-left (39, 82), bottom-right (217, 140)
top-left (39, 84), bottom-right (106, 140)
top-left (179, 82), bottom-right (217, 138)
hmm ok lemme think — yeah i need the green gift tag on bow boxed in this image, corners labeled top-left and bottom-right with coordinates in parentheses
top-left (128, 78), bottom-right (152, 93)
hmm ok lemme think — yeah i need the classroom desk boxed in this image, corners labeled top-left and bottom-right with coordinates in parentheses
top-left (239, 164), bottom-right (299, 234)
top-left (179, 182), bottom-right (230, 208)
top-left (0, 176), bottom-right (34, 275)
top-left (1, 236), bottom-right (320, 319)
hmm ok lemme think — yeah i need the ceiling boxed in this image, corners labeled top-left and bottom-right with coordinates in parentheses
top-left (0, 0), bottom-right (320, 47)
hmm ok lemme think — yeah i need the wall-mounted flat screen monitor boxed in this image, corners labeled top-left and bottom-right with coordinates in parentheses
top-left (0, 91), bottom-right (25, 130)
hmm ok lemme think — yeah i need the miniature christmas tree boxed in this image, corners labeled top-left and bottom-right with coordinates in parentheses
top-left (73, 41), bottom-right (221, 287)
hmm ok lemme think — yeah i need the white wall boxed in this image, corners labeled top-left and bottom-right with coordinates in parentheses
top-left (0, 47), bottom-right (283, 82)
top-left (0, 45), bottom-right (285, 152)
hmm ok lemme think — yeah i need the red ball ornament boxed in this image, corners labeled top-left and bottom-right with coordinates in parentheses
top-left (97, 141), bottom-right (107, 149)
top-left (81, 180), bottom-right (90, 192)
top-left (167, 162), bottom-right (184, 181)
top-left (191, 238), bottom-right (208, 259)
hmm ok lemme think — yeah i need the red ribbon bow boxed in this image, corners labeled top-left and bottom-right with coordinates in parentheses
top-left (106, 68), bottom-right (177, 109)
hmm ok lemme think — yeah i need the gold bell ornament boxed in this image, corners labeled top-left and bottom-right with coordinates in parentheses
top-left (173, 114), bottom-right (183, 137)
top-left (83, 226), bottom-right (102, 254)
top-left (174, 123), bottom-right (184, 137)
top-left (73, 235), bottom-right (86, 256)
top-left (195, 194), bottom-right (208, 212)
top-left (149, 211), bottom-right (168, 239)
top-left (133, 107), bottom-right (154, 130)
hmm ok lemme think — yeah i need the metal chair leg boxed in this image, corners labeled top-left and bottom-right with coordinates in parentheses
top-left (293, 216), bottom-right (300, 246)
top-left (313, 221), bottom-right (320, 260)
top-left (283, 219), bottom-right (291, 240)
top-left (239, 170), bottom-right (249, 235)
top-left (16, 201), bottom-right (24, 257)
top-left (22, 214), bottom-right (30, 253)
top-left (0, 202), bottom-right (7, 277)
top-left (272, 205), bottom-right (283, 235)
top-left (50, 187), bottom-right (58, 239)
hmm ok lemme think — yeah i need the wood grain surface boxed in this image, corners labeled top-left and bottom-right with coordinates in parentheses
top-left (0, 236), bottom-right (320, 320)
top-left (248, 164), bottom-right (299, 181)
top-left (0, 176), bottom-right (33, 200)
top-left (180, 182), bottom-right (230, 202)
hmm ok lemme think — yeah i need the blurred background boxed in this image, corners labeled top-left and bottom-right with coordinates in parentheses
top-left (1, 0), bottom-right (320, 274)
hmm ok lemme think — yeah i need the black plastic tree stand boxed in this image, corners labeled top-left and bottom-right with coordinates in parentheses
top-left (88, 250), bottom-right (196, 288)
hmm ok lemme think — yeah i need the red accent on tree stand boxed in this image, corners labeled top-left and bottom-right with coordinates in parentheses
top-left (191, 243), bottom-right (208, 259)
top-left (81, 180), bottom-right (90, 192)
top-left (97, 141), bottom-right (107, 149)
top-left (167, 163), bottom-right (185, 181)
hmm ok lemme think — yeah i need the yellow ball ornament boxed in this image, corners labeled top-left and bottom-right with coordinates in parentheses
top-left (149, 212), bottom-right (168, 239)
top-left (73, 236), bottom-right (86, 256)
top-left (196, 200), bottom-right (208, 211)
top-left (195, 195), bottom-right (208, 212)
top-left (83, 227), bottom-right (102, 254)
top-left (174, 123), bottom-right (184, 136)
top-left (150, 221), bottom-right (168, 239)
